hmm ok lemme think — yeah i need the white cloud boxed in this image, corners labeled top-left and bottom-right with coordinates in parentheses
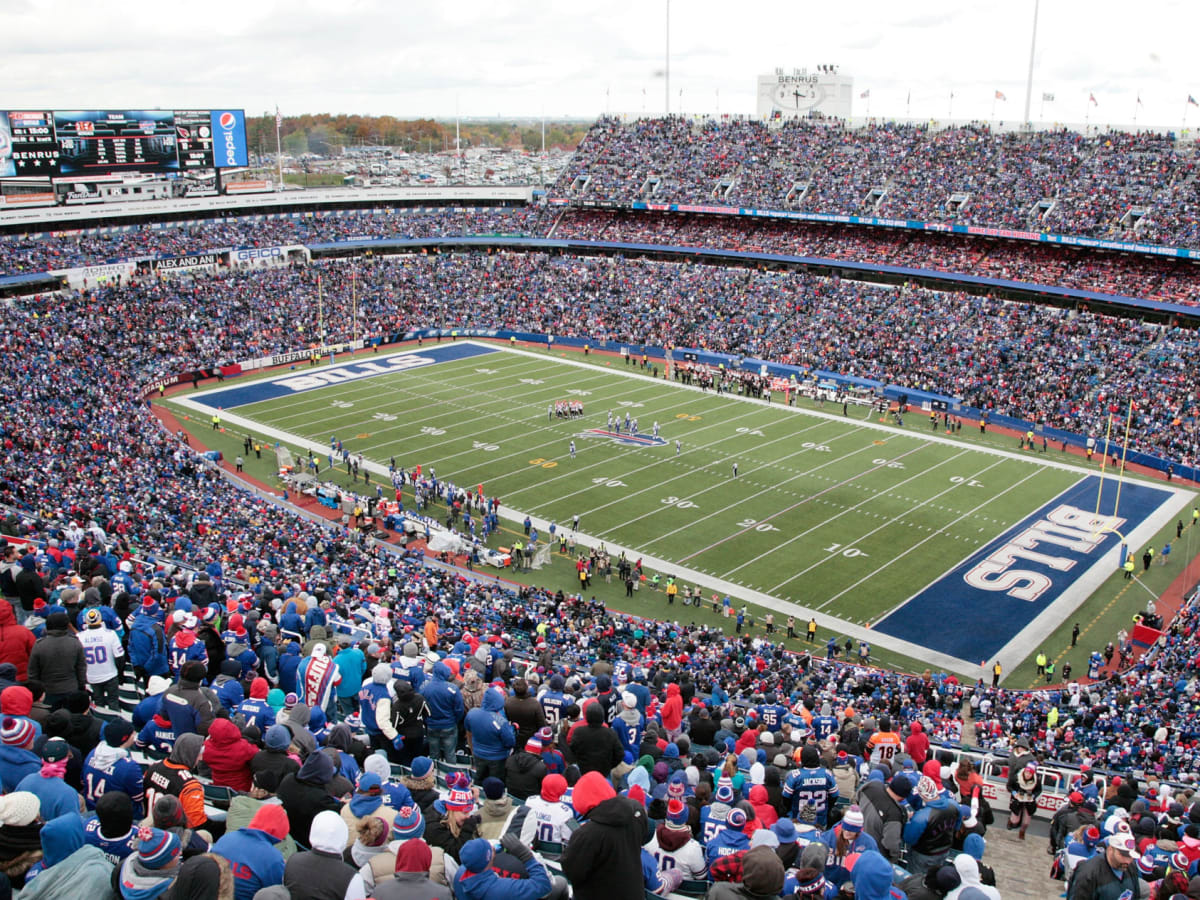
top-left (0, 0), bottom-right (1196, 127)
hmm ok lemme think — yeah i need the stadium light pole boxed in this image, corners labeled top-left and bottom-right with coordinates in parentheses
top-left (1022, 0), bottom-right (1040, 128)
top-left (665, 0), bottom-right (670, 116)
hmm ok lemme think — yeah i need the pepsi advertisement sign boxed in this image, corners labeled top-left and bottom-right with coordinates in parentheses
top-left (210, 109), bottom-right (248, 168)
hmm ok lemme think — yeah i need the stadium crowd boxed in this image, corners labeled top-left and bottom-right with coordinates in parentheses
top-left (0, 168), bottom-right (1195, 895)
top-left (560, 117), bottom-right (1200, 248)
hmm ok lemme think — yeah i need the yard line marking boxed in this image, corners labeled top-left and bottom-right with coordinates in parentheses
top-left (844, 466), bottom-right (1052, 617)
top-left (761, 453), bottom-right (1008, 595)
top-left (676, 443), bottom-right (932, 563)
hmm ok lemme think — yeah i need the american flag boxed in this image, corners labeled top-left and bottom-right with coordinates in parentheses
top-left (276, 107), bottom-right (282, 129)
top-left (994, 90), bottom-right (1007, 101)
top-left (1089, 93), bottom-right (1098, 106)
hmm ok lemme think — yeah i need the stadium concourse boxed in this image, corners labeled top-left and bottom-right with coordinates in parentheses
top-left (0, 118), bottom-right (1199, 899)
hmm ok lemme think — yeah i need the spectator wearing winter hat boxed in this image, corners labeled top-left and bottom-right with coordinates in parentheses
top-left (283, 810), bottom-right (366, 900)
top-left (780, 841), bottom-right (830, 897)
top-left (357, 803), bottom-right (430, 891)
top-left (532, 724), bottom-right (565, 775)
top-left (82, 791), bottom-right (139, 868)
top-left (211, 804), bottom-right (288, 900)
top-left (817, 804), bottom-right (879, 888)
top-left (83, 720), bottom-right (145, 819)
top-left (0, 715), bottom-right (41, 791)
top-left (708, 844), bottom-right (785, 900)
top-left (904, 775), bottom-right (961, 875)
top-left (478, 776), bottom-right (514, 840)
top-left (17, 738), bottom-right (82, 821)
top-left (424, 786), bottom-right (480, 865)
top-left (453, 834), bottom-right (552, 900)
top-left (250, 725), bottom-right (300, 785)
top-left (402, 756), bottom-right (440, 813)
top-left (646, 797), bottom-right (707, 879)
top-left (560, 770), bottom-right (646, 900)
top-left (569, 702), bottom-right (624, 778)
top-left (0, 790), bottom-right (43, 884)
top-left (504, 733), bottom-right (548, 801)
top-left (857, 772), bottom-right (912, 861)
top-left (519, 773), bottom-right (575, 848)
top-left (370, 837), bottom-right (453, 900)
top-left (612, 692), bottom-right (644, 757)
top-left (236, 677), bottom-right (276, 734)
top-left (275, 749), bottom-right (340, 845)
top-left (117, 825), bottom-right (182, 900)
top-left (707, 805), bottom-right (754, 867)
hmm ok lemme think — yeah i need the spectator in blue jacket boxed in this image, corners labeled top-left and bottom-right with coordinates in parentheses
top-left (130, 676), bottom-right (172, 731)
top-left (421, 661), bottom-right (465, 763)
top-left (128, 600), bottom-right (169, 684)
top-left (277, 642), bottom-right (302, 696)
top-left (465, 688), bottom-right (515, 784)
top-left (453, 834), bottom-right (551, 900)
top-left (333, 638), bottom-right (366, 723)
top-left (212, 803), bottom-right (289, 900)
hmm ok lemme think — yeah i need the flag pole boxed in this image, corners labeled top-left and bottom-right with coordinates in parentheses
top-left (1023, 0), bottom-right (1039, 127)
top-left (275, 107), bottom-right (283, 190)
top-left (1095, 413), bottom-right (1114, 520)
top-left (1113, 401), bottom-right (1135, 519)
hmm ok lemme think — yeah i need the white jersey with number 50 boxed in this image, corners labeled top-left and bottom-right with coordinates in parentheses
top-left (78, 628), bottom-right (123, 684)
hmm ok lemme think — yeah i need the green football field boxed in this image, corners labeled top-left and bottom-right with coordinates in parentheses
top-left (170, 341), bottom-right (1195, 681)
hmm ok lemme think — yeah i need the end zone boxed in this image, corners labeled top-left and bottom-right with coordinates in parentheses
top-left (874, 475), bottom-right (1194, 673)
top-left (185, 342), bottom-right (500, 410)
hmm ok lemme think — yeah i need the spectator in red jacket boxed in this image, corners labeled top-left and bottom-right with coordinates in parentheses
top-left (904, 721), bottom-right (930, 768)
top-left (0, 601), bottom-right (34, 681)
top-left (660, 683), bottom-right (683, 740)
top-left (203, 717), bottom-right (259, 791)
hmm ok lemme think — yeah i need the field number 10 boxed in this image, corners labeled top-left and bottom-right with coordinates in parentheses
top-left (824, 543), bottom-right (869, 558)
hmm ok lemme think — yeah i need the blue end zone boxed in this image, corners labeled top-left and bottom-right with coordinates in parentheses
top-left (874, 475), bottom-right (1174, 661)
top-left (197, 343), bottom-right (498, 409)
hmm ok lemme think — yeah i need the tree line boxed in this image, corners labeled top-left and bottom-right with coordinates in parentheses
top-left (245, 113), bottom-right (589, 158)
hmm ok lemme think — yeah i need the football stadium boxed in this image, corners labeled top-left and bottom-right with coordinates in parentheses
top-left (2, 10), bottom-right (1200, 900)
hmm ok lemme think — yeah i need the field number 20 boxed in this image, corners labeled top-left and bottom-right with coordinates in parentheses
top-left (737, 518), bottom-right (779, 532)
top-left (950, 476), bottom-right (984, 487)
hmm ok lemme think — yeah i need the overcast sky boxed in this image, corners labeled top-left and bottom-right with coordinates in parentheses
top-left (3, 0), bottom-right (1198, 128)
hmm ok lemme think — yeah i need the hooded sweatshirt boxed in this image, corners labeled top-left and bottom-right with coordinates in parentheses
top-left (464, 689), bottom-right (515, 762)
top-left (946, 854), bottom-right (1002, 900)
top-left (203, 717), bottom-right (259, 791)
top-left (421, 662), bottom-right (464, 730)
top-left (852, 849), bottom-right (905, 900)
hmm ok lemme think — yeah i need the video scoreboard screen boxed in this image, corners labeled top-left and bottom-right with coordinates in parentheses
top-left (0, 108), bottom-right (247, 178)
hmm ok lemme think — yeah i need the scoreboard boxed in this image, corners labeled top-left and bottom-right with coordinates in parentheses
top-left (0, 108), bottom-right (247, 178)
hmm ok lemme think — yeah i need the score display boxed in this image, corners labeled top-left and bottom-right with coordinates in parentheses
top-left (0, 108), bottom-right (248, 177)
top-left (55, 110), bottom-right (178, 175)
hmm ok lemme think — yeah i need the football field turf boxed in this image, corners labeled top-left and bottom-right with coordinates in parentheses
top-left (174, 341), bottom-right (1193, 679)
